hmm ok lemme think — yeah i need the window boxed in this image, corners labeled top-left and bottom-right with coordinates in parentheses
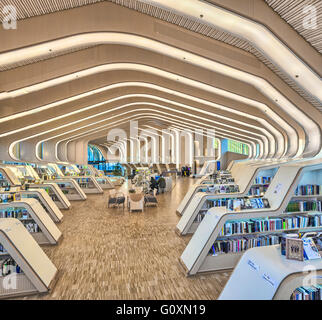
top-left (227, 139), bottom-right (249, 155)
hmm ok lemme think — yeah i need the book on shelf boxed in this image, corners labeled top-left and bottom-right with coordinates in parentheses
top-left (220, 215), bottom-right (322, 236)
top-left (0, 256), bottom-right (23, 277)
top-left (248, 186), bottom-right (267, 196)
top-left (211, 232), bottom-right (322, 256)
top-left (302, 238), bottom-right (321, 260)
top-left (291, 285), bottom-right (322, 300)
top-left (209, 234), bottom-right (280, 255)
top-left (227, 197), bottom-right (270, 211)
top-left (295, 185), bottom-right (322, 196)
top-left (206, 185), bottom-right (239, 194)
top-left (253, 176), bottom-right (272, 185)
top-left (286, 200), bottom-right (322, 212)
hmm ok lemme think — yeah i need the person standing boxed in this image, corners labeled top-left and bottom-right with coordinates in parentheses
top-left (158, 175), bottom-right (166, 193)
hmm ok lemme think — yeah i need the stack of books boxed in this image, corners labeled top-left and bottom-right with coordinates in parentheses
top-left (254, 176), bottom-right (272, 185)
top-left (0, 209), bottom-right (30, 219)
top-left (295, 185), bottom-right (322, 196)
top-left (210, 234), bottom-right (280, 255)
top-left (286, 200), bottom-right (322, 212)
top-left (291, 285), bottom-right (321, 300)
top-left (0, 257), bottom-right (23, 276)
top-left (227, 197), bottom-right (270, 211)
top-left (219, 214), bottom-right (322, 236)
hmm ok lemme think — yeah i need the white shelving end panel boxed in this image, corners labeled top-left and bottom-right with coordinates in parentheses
top-left (0, 199), bottom-right (62, 245)
top-left (0, 167), bottom-right (21, 186)
top-left (39, 182), bottom-right (71, 209)
top-left (54, 178), bottom-right (87, 200)
top-left (219, 245), bottom-right (322, 300)
top-left (178, 161), bottom-right (283, 220)
top-left (176, 192), bottom-right (207, 234)
top-left (28, 189), bottom-right (63, 222)
top-left (179, 164), bottom-right (306, 274)
top-left (180, 207), bottom-right (227, 275)
top-left (177, 183), bottom-right (207, 215)
top-left (0, 218), bottom-right (58, 298)
top-left (72, 176), bottom-right (103, 194)
top-left (97, 177), bottom-right (115, 189)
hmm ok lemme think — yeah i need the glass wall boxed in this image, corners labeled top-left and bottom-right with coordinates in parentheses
top-left (88, 145), bottom-right (125, 176)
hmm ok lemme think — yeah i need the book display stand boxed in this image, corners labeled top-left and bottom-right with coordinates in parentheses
top-left (71, 176), bottom-right (104, 194)
top-left (48, 163), bottom-right (103, 194)
top-left (179, 159), bottom-right (322, 276)
top-left (218, 245), bottom-right (322, 300)
top-left (3, 165), bottom-right (87, 202)
top-left (1, 165), bottom-right (71, 210)
top-left (75, 164), bottom-right (116, 189)
top-left (176, 163), bottom-right (279, 235)
top-left (28, 182), bottom-right (71, 210)
top-left (0, 199), bottom-right (62, 245)
top-left (0, 189), bottom-right (63, 223)
top-left (0, 218), bottom-right (58, 299)
top-left (177, 160), bottom-right (280, 216)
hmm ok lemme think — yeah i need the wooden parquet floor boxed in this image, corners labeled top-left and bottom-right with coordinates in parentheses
top-left (20, 178), bottom-right (230, 300)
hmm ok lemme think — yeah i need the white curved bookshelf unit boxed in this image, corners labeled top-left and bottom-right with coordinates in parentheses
top-left (218, 245), bottom-right (322, 300)
top-left (0, 218), bottom-right (58, 299)
top-left (0, 199), bottom-right (62, 245)
top-left (179, 160), bottom-right (322, 276)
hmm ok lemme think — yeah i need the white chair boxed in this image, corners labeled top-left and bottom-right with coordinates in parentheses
top-left (129, 193), bottom-right (144, 212)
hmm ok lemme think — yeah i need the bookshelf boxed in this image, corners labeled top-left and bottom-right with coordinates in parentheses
top-left (2, 165), bottom-right (86, 202)
top-left (0, 218), bottom-right (58, 299)
top-left (0, 199), bottom-right (62, 245)
top-left (28, 182), bottom-right (71, 210)
top-left (95, 177), bottom-right (115, 189)
top-left (71, 177), bottom-right (103, 194)
top-left (177, 162), bottom-right (279, 216)
top-left (0, 189), bottom-right (63, 223)
top-left (176, 164), bottom-right (279, 235)
top-left (0, 166), bottom-right (70, 209)
top-left (218, 245), bottom-right (321, 300)
top-left (179, 160), bottom-right (322, 276)
top-left (44, 179), bottom-right (87, 201)
top-left (0, 168), bottom-right (21, 187)
top-left (76, 164), bottom-right (115, 189)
